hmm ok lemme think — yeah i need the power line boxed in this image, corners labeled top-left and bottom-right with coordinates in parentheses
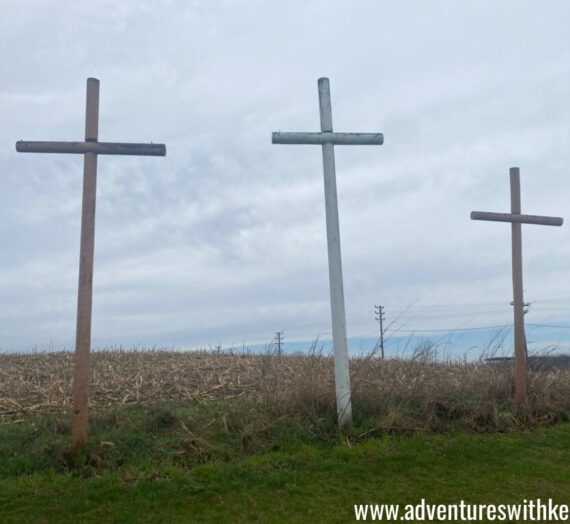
top-left (531, 298), bottom-right (570, 304)
top-left (382, 299), bottom-right (570, 309)
top-left (527, 323), bottom-right (570, 330)
top-left (385, 324), bottom-right (512, 333)
top-left (381, 323), bottom-right (570, 334)
top-left (381, 302), bottom-right (510, 309)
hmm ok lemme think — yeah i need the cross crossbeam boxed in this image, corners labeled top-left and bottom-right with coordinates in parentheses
top-left (15, 78), bottom-right (166, 462)
top-left (272, 78), bottom-right (383, 429)
top-left (272, 132), bottom-right (383, 145)
top-left (471, 167), bottom-right (563, 405)
top-left (470, 211), bottom-right (563, 226)
top-left (16, 140), bottom-right (166, 156)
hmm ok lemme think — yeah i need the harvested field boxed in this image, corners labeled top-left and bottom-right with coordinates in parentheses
top-left (2, 349), bottom-right (570, 432)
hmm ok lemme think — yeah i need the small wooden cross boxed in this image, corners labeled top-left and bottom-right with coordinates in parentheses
top-left (16, 78), bottom-right (166, 460)
top-left (471, 167), bottom-right (563, 404)
top-left (272, 78), bottom-right (384, 428)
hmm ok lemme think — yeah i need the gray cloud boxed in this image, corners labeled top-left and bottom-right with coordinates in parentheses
top-left (1, 0), bottom-right (570, 352)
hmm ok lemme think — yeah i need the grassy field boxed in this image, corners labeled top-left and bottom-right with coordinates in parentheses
top-left (0, 407), bottom-right (569, 523)
top-left (1, 350), bottom-right (570, 522)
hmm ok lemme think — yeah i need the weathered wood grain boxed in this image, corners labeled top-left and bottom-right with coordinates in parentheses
top-left (16, 141), bottom-right (166, 156)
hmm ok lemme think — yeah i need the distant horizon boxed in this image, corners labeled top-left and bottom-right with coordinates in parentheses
top-left (3, 324), bottom-right (570, 361)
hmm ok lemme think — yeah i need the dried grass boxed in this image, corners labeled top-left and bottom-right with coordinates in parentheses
top-left (1, 348), bottom-right (569, 432)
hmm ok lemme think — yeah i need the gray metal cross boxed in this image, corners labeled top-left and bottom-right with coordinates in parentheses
top-left (471, 167), bottom-right (563, 405)
top-left (272, 78), bottom-right (384, 429)
top-left (16, 78), bottom-right (166, 460)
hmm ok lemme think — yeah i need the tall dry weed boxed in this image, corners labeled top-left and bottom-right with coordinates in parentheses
top-left (1, 347), bottom-right (569, 433)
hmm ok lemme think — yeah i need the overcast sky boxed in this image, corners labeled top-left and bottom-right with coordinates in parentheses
top-left (1, 0), bottom-right (570, 352)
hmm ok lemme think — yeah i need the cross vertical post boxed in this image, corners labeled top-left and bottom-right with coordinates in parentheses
top-left (16, 78), bottom-right (166, 461)
top-left (71, 78), bottom-right (100, 458)
top-left (509, 168), bottom-right (527, 404)
top-left (318, 78), bottom-right (352, 428)
top-left (272, 78), bottom-right (384, 429)
top-left (470, 167), bottom-right (563, 405)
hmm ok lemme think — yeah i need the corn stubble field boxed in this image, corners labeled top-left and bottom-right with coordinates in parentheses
top-left (2, 348), bottom-right (570, 435)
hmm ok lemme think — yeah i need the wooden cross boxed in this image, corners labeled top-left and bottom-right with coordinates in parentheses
top-left (16, 78), bottom-right (166, 460)
top-left (471, 167), bottom-right (563, 404)
top-left (272, 78), bottom-right (384, 428)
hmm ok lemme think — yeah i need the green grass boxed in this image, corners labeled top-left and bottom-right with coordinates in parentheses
top-left (1, 404), bottom-right (569, 523)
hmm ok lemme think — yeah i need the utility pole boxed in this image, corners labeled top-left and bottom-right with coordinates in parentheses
top-left (275, 331), bottom-right (284, 356)
top-left (511, 300), bottom-right (531, 358)
top-left (374, 305), bottom-right (385, 359)
top-left (510, 300), bottom-right (531, 315)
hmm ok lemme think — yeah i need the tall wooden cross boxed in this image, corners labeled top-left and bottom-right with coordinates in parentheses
top-left (16, 78), bottom-right (166, 460)
top-left (471, 167), bottom-right (563, 404)
top-left (272, 78), bottom-right (384, 428)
